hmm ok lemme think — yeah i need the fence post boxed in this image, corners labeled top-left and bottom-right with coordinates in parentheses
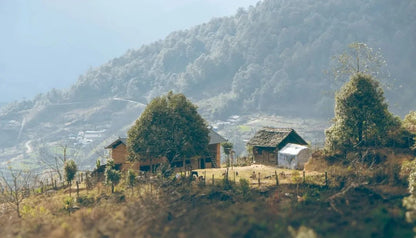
top-left (258, 172), bottom-right (261, 186)
top-left (76, 181), bottom-right (80, 198)
top-left (303, 170), bottom-right (306, 184)
top-left (275, 170), bottom-right (279, 186)
top-left (212, 174), bottom-right (214, 185)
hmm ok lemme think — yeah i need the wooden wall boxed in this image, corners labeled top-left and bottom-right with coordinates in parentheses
top-left (253, 147), bottom-right (277, 166)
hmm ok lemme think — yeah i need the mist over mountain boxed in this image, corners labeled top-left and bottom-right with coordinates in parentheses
top-left (1, 0), bottom-right (415, 169)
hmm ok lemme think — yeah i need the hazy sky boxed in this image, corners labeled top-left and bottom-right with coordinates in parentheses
top-left (0, 0), bottom-right (259, 103)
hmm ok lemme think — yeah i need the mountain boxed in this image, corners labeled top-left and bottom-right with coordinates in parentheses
top-left (1, 0), bottom-right (415, 169)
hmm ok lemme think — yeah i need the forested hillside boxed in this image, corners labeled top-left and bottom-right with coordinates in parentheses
top-left (68, 0), bottom-right (415, 118)
top-left (1, 0), bottom-right (415, 168)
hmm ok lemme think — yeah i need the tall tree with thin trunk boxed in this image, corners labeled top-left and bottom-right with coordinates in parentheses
top-left (64, 160), bottom-right (77, 197)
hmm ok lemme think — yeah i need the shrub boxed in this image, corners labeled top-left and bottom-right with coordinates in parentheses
top-left (76, 195), bottom-right (95, 207)
top-left (239, 178), bottom-right (250, 199)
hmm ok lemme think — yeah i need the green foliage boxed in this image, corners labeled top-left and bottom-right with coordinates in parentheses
top-left (63, 196), bottom-right (74, 214)
top-left (239, 178), bottom-right (250, 200)
top-left (325, 73), bottom-right (400, 153)
top-left (404, 111), bottom-right (416, 133)
top-left (127, 91), bottom-right (209, 165)
top-left (96, 159), bottom-right (101, 169)
top-left (76, 194), bottom-right (95, 207)
top-left (126, 169), bottom-right (137, 188)
top-left (403, 111), bottom-right (416, 150)
top-left (64, 160), bottom-right (77, 186)
top-left (105, 159), bottom-right (121, 193)
top-left (222, 142), bottom-right (233, 155)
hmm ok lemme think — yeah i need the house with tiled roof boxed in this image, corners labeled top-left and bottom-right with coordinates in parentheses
top-left (105, 128), bottom-right (227, 171)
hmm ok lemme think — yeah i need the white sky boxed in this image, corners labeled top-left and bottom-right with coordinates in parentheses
top-left (0, 0), bottom-right (259, 103)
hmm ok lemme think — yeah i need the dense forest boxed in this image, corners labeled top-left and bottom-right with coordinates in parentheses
top-left (0, 0), bottom-right (415, 168)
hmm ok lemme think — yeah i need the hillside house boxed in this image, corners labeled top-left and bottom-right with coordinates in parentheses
top-left (105, 129), bottom-right (227, 171)
top-left (247, 127), bottom-right (309, 168)
top-left (104, 137), bottom-right (139, 171)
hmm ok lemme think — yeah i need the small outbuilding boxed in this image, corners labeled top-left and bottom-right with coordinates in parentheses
top-left (277, 143), bottom-right (311, 170)
top-left (247, 127), bottom-right (309, 168)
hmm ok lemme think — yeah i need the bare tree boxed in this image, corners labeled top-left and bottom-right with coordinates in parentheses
top-left (0, 167), bottom-right (32, 218)
top-left (38, 143), bottom-right (79, 182)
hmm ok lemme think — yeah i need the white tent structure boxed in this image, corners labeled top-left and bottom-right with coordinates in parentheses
top-left (277, 143), bottom-right (311, 170)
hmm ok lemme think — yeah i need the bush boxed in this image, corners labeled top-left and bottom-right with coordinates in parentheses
top-left (239, 178), bottom-right (250, 199)
top-left (76, 195), bottom-right (95, 207)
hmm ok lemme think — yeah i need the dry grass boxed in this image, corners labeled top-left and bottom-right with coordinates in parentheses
top-left (1, 150), bottom-right (414, 237)
top-left (195, 164), bottom-right (325, 186)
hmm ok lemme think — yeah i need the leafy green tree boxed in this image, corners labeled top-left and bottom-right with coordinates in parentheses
top-left (105, 159), bottom-right (121, 193)
top-left (64, 160), bottom-right (77, 197)
top-left (127, 91), bottom-right (209, 170)
top-left (325, 73), bottom-right (399, 153)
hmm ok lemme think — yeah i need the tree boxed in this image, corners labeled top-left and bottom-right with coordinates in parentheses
top-left (0, 167), bottom-right (32, 218)
top-left (328, 42), bottom-right (389, 85)
top-left (126, 169), bottom-right (137, 195)
top-left (404, 111), bottom-right (416, 134)
top-left (105, 159), bottom-right (121, 193)
top-left (38, 143), bottom-right (79, 182)
top-left (403, 111), bottom-right (416, 149)
top-left (64, 160), bottom-right (77, 197)
top-left (127, 91), bottom-right (209, 170)
top-left (325, 73), bottom-right (399, 153)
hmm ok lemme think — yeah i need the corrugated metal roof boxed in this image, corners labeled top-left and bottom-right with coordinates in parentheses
top-left (247, 127), bottom-right (293, 148)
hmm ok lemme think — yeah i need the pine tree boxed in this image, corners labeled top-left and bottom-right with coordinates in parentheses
top-left (325, 73), bottom-right (398, 153)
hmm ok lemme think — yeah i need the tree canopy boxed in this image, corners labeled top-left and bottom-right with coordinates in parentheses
top-left (127, 92), bottom-right (209, 165)
top-left (325, 73), bottom-right (399, 153)
top-left (105, 159), bottom-right (121, 193)
top-left (64, 160), bottom-right (77, 185)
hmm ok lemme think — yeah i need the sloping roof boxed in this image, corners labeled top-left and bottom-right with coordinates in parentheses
top-left (247, 127), bottom-right (306, 148)
top-left (209, 129), bottom-right (227, 145)
top-left (105, 137), bottom-right (127, 149)
top-left (105, 129), bottom-right (225, 149)
top-left (279, 143), bottom-right (309, 155)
